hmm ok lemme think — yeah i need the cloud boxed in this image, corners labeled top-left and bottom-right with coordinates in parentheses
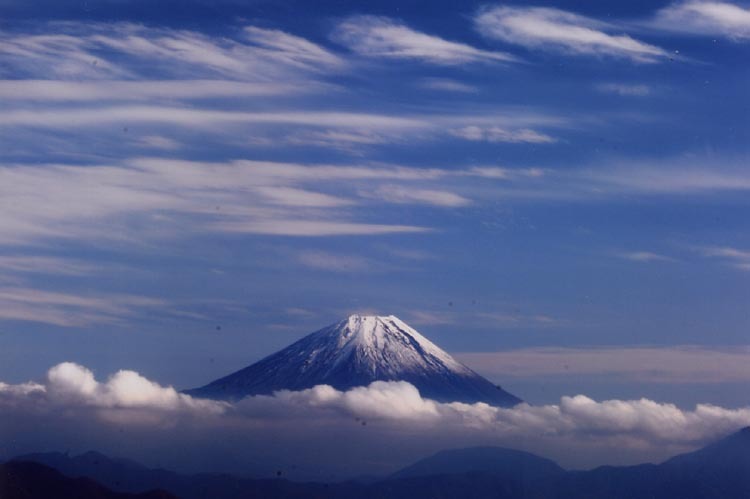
top-left (367, 185), bottom-right (471, 207)
top-left (0, 79), bottom-right (325, 102)
top-left (456, 345), bottom-right (750, 383)
top-left (332, 15), bottom-right (516, 65)
top-left (0, 106), bottom-right (427, 130)
top-left (697, 245), bottom-right (750, 270)
top-left (212, 220), bottom-right (429, 237)
top-left (137, 135), bottom-right (182, 150)
top-left (450, 125), bottom-right (556, 144)
top-left (3, 362), bottom-right (750, 475)
top-left (475, 6), bottom-right (668, 62)
top-left (616, 251), bottom-right (674, 262)
top-left (2, 154), bottom-right (747, 248)
top-left (46, 362), bottom-right (225, 413)
top-left (406, 310), bottom-right (456, 326)
top-left (651, 1), bottom-right (750, 39)
top-left (0, 22), bottom-right (343, 80)
top-left (242, 26), bottom-right (345, 69)
top-left (0, 157), bottom-right (557, 246)
top-left (477, 311), bottom-right (563, 328)
top-left (596, 83), bottom-right (652, 96)
top-left (0, 255), bottom-right (99, 276)
top-left (418, 78), bottom-right (479, 93)
top-left (0, 104), bottom-right (565, 154)
top-left (296, 251), bottom-right (378, 272)
top-left (285, 129), bottom-right (393, 151)
top-left (0, 159), bottom-right (445, 244)
top-left (0, 286), bottom-right (166, 327)
top-left (587, 164), bottom-right (750, 194)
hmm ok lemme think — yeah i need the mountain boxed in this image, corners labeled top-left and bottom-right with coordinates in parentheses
top-left (19, 427), bottom-right (750, 499)
top-left (391, 447), bottom-right (564, 480)
top-left (9, 452), bottom-right (354, 499)
top-left (0, 460), bottom-right (174, 499)
top-left (185, 314), bottom-right (522, 406)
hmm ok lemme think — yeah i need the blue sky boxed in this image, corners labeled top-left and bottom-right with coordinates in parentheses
top-left (1, 0), bottom-right (749, 407)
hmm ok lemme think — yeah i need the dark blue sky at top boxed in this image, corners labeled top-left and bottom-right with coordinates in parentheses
top-left (0, 0), bottom-right (749, 406)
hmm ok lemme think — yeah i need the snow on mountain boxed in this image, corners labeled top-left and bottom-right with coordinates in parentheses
top-left (185, 314), bottom-right (522, 407)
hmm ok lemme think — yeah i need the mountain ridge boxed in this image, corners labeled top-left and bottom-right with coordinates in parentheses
top-left (13, 427), bottom-right (750, 499)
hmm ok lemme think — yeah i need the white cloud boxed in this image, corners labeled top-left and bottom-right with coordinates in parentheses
top-left (406, 310), bottom-right (456, 326)
top-left (697, 245), bottom-right (750, 270)
top-left (0, 255), bottom-right (99, 276)
top-left (0, 157), bottom-right (558, 245)
top-left (242, 26), bottom-right (345, 69)
top-left (137, 135), bottom-right (182, 150)
top-left (0, 79), bottom-right (324, 102)
top-left (475, 6), bottom-right (668, 62)
top-left (456, 345), bottom-right (750, 383)
top-left (418, 78), bottom-right (479, 93)
top-left (0, 22), bottom-right (343, 81)
top-left (651, 1), bottom-right (750, 39)
top-left (597, 83), bottom-right (652, 96)
top-left (700, 246), bottom-right (750, 260)
top-left (296, 251), bottom-right (378, 272)
top-left (45, 362), bottom-right (226, 416)
top-left (253, 186), bottom-right (353, 207)
top-left (477, 311), bottom-right (563, 328)
top-left (212, 220), bottom-right (429, 237)
top-left (368, 185), bottom-right (471, 207)
top-left (450, 125), bottom-right (556, 144)
top-left (0, 159), bottom-right (440, 244)
top-left (2, 361), bottom-right (750, 457)
top-left (332, 15), bottom-right (516, 65)
top-left (0, 286), bottom-right (166, 327)
top-left (617, 251), bottom-right (674, 262)
top-left (286, 129), bottom-right (392, 150)
top-left (587, 164), bottom-right (750, 194)
top-left (0, 106), bottom-right (427, 130)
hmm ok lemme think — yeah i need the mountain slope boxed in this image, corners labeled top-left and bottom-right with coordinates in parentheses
top-left (185, 315), bottom-right (521, 406)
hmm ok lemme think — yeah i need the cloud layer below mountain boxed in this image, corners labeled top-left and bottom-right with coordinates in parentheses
top-left (2, 362), bottom-right (749, 477)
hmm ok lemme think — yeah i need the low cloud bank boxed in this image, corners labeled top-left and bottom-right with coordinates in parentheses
top-left (1, 362), bottom-right (749, 476)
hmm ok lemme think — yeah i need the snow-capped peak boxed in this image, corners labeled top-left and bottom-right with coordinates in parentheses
top-left (330, 314), bottom-right (468, 375)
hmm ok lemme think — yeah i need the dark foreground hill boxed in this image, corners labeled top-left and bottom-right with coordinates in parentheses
top-left (0, 461), bottom-right (174, 499)
top-left (11, 428), bottom-right (750, 499)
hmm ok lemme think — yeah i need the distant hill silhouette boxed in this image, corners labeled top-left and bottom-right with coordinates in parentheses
top-left (11, 427), bottom-right (750, 499)
top-left (0, 460), bottom-right (174, 499)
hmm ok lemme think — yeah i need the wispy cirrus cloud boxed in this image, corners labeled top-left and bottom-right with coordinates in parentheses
top-left (457, 345), bottom-right (750, 383)
top-left (596, 83), bottom-right (652, 96)
top-left (0, 104), bottom-right (564, 154)
top-left (0, 79), bottom-right (328, 102)
top-left (475, 6), bottom-right (668, 62)
top-left (0, 22), bottom-right (344, 80)
top-left (296, 251), bottom-right (380, 272)
top-left (6, 158), bottom-right (537, 245)
top-left (417, 78), bottom-right (479, 93)
top-left (6, 154), bottom-right (750, 247)
top-left (650, 1), bottom-right (750, 39)
top-left (696, 246), bottom-right (750, 270)
top-left (366, 185), bottom-right (471, 207)
top-left (616, 251), bottom-right (675, 263)
top-left (450, 125), bottom-right (557, 144)
top-left (0, 286), bottom-right (166, 327)
top-left (332, 15), bottom-right (517, 65)
top-left (0, 255), bottom-right (100, 276)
